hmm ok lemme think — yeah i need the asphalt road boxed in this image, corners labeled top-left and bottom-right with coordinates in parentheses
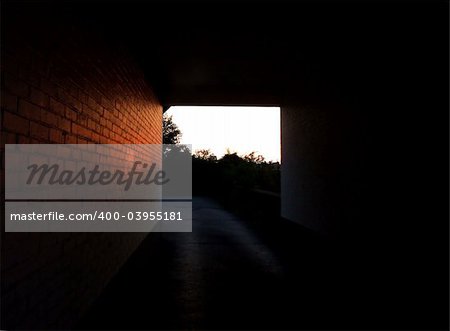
top-left (77, 196), bottom-right (436, 330)
top-left (77, 196), bottom-right (332, 329)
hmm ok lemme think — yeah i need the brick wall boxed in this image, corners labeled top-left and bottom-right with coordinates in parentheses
top-left (1, 13), bottom-right (162, 330)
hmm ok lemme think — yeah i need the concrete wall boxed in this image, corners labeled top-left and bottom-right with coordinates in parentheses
top-left (0, 14), bottom-right (162, 330)
top-left (281, 94), bottom-right (363, 236)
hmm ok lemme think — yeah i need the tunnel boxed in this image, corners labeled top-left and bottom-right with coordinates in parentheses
top-left (1, 0), bottom-right (448, 330)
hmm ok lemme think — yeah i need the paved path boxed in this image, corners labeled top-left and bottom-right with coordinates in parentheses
top-left (77, 196), bottom-right (338, 330)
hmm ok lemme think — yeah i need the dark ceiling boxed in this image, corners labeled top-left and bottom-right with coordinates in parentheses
top-left (3, 0), bottom-right (448, 107)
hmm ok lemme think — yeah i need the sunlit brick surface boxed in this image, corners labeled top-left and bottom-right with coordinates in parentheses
top-left (1, 18), bottom-right (162, 329)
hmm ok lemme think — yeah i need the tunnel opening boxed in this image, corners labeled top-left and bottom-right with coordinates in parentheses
top-left (164, 106), bottom-right (281, 219)
top-left (165, 106), bottom-right (281, 162)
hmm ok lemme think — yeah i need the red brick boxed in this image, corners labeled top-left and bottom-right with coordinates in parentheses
top-left (39, 78), bottom-right (53, 93)
top-left (57, 117), bottom-right (71, 133)
top-left (87, 96), bottom-right (98, 110)
top-left (18, 135), bottom-right (30, 144)
top-left (48, 98), bottom-right (65, 116)
top-left (4, 73), bottom-right (29, 98)
top-left (2, 132), bottom-right (16, 144)
top-left (99, 135), bottom-right (109, 144)
top-left (91, 132), bottom-right (100, 142)
top-left (72, 123), bottom-right (91, 139)
top-left (90, 111), bottom-right (100, 122)
top-left (59, 90), bottom-right (82, 112)
top-left (0, 28), bottom-right (165, 328)
top-left (21, 71), bottom-right (40, 89)
top-left (18, 100), bottom-right (41, 122)
top-left (3, 112), bottom-right (29, 135)
top-left (1, 92), bottom-right (18, 112)
top-left (78, 91), bottom-right (89, 105)
top-left (29, 88), bottom-right (49, 108)
top-left (30, 122), bottom-right (49, 140)
top-left (41, 110), bottom-right (58, 127)
top-left (77, 136), bottom-right (89, 144)
top-left (64, 134), bottom-right (77, 144)
top-left (65, 107), bottom-right (77, 121)
top-left (77, 113), bottom-right (88, 127)
top-left (87, 118), bottom-right (98, 132)
top-left (49, 128), bottom-right (64, 143)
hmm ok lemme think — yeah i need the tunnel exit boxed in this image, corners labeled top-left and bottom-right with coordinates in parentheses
top-left (165, 106), bottom-right (281, 163)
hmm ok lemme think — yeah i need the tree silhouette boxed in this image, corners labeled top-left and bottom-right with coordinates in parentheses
top-left (163, 114), bottom-right (182, 144)
top-left (243, 151), bottom-right (265, 164)
top-left (194, 149), bottom-right (217, 161)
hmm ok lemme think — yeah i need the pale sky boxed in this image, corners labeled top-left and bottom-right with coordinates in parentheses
top-left (166, 106), bottom-right (281, 162)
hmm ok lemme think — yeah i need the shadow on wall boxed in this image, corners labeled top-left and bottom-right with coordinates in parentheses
top-left (1, 8), bottom-right (162, 330)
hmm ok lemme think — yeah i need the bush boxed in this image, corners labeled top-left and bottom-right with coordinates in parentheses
top-left (192, 150), bottom-right (280, 196)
